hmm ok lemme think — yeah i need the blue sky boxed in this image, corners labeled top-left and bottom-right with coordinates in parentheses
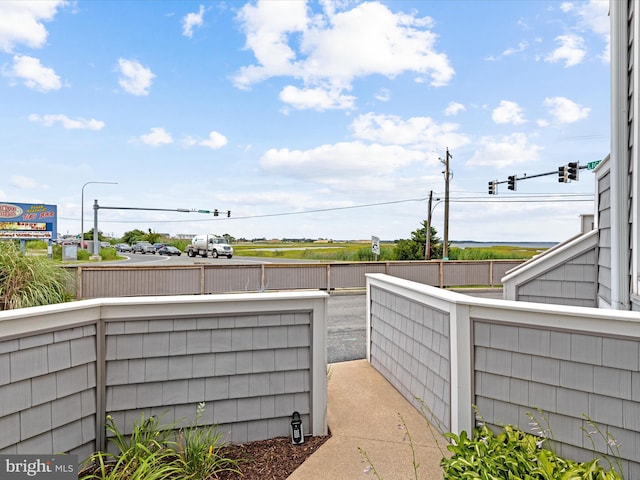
top-left (0, 0), bottom-right (609, 242)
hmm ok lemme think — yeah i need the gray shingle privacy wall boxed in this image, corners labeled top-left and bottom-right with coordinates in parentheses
top-left (369, 285), bottom-right (451, 431)
top-left (104, 311), bottom-right (312, 446)
top-left (516, 249), bottom-right (597, 307)
top-left (0, 325), bottom-right (97, 459)
top-left (367, 274), bottom-right (640, 479)
top-left (0, 292), bottom-right (328, 457)
top-left (474, 320), bottom-right (640, 478)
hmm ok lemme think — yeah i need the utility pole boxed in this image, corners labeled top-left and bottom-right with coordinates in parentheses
top-left (426, 191), bottom-right (433, 260)
top-left (442, 148), bottom-right (452, 260)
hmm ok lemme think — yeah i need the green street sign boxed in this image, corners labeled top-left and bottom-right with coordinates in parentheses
top-left (587, 160), bottom-right (601, 170)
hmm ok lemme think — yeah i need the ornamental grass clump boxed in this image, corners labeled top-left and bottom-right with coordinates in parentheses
top-left (175, 402), bottom-right (241, 479)
top-left (80, 407), bottom-right (239, 480)
top-left (0, 240), bottom-right (73, 310)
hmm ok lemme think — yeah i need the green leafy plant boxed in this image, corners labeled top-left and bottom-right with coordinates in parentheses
top-left (105, 413), bottom-right (176, 459)
top-left (441, 422), bottom-right (622, 479)
top-left (80, 443), bottom-right (185, 480)
top-left (360, 404), bottom-right (624, 480)
top-left (80, 407), bottom-right (239, 480)
top-left (174, 402), bottom-right (240, 479)
top-left (0, 240), bottom-right (74, 310)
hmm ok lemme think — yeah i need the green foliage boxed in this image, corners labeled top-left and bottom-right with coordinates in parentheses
top-left (84, 228), bottom-right (108, 242)
top-left (448, 246), bottom-right (538, 260)
top-left (394, 221), bottom-right (442, 260)
top-left (146, 229), bottom-right (162, 244)
top-left (121, 229), bottom-right (147, 245)
top-left (175, 402), bottom-right (241, 479)
top-left (25, 240), bottom-right (48, 250)
top-left (441, 423), bottom-right (622, 480)
top-left (80, 407), bottom-right (239, 480)
top-left (0, 241), bottom-right (74, 310)
top-left (99, 248), bottom-right (119, 261)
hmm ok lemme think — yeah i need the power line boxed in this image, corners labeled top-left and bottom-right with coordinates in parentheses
top-left (58, 193), bottom-right (593, 224)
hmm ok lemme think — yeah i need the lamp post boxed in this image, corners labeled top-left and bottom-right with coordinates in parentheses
top-left (81, 181), bottom-right (117, 250)
top-left (426, 192), bottom-right (442, 260)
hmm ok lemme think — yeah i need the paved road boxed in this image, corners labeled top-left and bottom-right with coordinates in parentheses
top-left (326, 288), bottom-right (503, 363)
top-left (327, 293), bottom-right (367, 363)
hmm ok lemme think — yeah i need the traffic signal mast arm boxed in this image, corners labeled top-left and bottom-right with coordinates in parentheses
top-left (488, 163), bottom-right (589, 194)
top-left (96, 205), bottom-right (231, 217)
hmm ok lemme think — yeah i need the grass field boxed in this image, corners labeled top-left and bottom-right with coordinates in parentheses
top-left (232, 242), bottom-right (545, 261)
top-left (23, 240), bottom-right (547, 262)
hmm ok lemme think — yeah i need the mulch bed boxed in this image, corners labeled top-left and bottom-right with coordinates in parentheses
top-left (217, 435), bottom-right (331, 480)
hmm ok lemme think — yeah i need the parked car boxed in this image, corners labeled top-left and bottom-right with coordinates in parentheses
top-left (151, 243), bottom-right (169, 252)
top-left (115, 243), bottom-right (132, 253)
top-left (132, 241), bottom-right (153, 254)
top-left (100, 242), bottom-right (112, 249)
top-left (157, 245), bottom-right (182, 256)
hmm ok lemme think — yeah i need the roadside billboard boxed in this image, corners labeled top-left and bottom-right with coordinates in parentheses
top-left (0, 202), bottom-right (58, 241)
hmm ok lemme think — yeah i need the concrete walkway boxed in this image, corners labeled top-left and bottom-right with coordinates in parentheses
top-left (288, 359), bottom-right (447, 480)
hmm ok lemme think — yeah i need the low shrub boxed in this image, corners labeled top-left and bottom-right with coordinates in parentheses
top-left (442, 424), bottom-right (622, 479)
top-left (360, 408), bottom-right (624, 480)
top-left (0, 241), bottom-right (74, 310)
top-left (80, 405), bottom-right (240, 480)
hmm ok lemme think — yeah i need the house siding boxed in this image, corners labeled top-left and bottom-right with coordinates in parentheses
top-left (516, 249), bottom-right (597, 307)
top-left (598, 170), bottom-right (612, 306)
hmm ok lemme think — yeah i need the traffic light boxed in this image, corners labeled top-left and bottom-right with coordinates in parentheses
top-left (507, 175), bottom-right (516, 191)
top-left (214, 209), bottom-right (219, 216)
top-left (227, 210), bottom-right (231, 217)
top-left (567, 162), bottom-right (579, 181)
top-left (558, 165), bottom-right (568, 183)
top-left (488, 181), bottom-right (496, 195)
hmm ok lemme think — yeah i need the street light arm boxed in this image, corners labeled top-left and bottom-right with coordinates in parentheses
top-left (81, 181), bottom-right (117, 250)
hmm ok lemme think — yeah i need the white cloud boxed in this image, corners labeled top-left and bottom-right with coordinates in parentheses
top-left (182, 4), bottom-right (205, 38)
top-left (543, 96), bottom-right (590, 123)
top-left (350, 112), bottom-right (469, 151)
top-left (137, 127), bottom-right (173, 146)
top-left (10, 174), bottom-right (48, 190)
top-left (3, 55), bottom-right (61, 91)
top-left (0, 0), bottom-right (66, 53)
top-left (492, 100), bottom-right (526, 125)
top-left (545, 34), bottom-right (586, 67)
top-left (117, 58), bottom-right (155, 96)
top-left (571, 0), bottom-right (610, 63)
top-left (260, 141), bottom-right (427, 177)
top-left (444, 102), bottom-right (465, 116)
top-left (279, 85), bottom-right (355, 111)
top-left (28, 113), bottom-right (105, 130)
top-left (184, 130), bottom-right (228, 149)
top-left (374, 88), bottom-right (391, 102)
top-left (234, 1), bottom-right (453, 110)
top-left (502, 41), bottom-right (529, 57)
top-left (466, 133), bottom-right (542, 168)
